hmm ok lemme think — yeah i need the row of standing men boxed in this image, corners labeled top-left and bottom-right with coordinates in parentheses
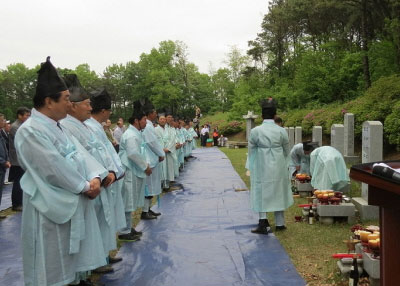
top-left (14, 57), bottom-right (197, 286)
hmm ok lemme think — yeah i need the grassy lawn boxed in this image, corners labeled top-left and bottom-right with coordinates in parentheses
top-left (220, 146), bottom-right (378, 285)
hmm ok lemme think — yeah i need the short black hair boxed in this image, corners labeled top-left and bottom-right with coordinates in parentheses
top-left (33, 92), bottom-right (62, 109)
top-left (16, 107), bottom-right (31, 117)
top-left (262, 107), bottom-right (276, 119)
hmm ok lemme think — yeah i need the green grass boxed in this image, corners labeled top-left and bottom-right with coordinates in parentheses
top-left (221, 147), bottom-right (379, 285)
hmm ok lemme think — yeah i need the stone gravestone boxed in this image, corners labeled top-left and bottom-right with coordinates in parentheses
top-left (312, 126), bottom-right (323, 147)
top-left (295, 127), bottom-right (302, 145)
top-left (344, 113), bottom-right (359, 163)
top-left (352, 121), bottom-right (382, 220)
top-left (331, 124), bottom-right (345, 155)
top-left (284, 127), bottom-right (289, 136)
top-left (243, 111), bottom-right (258, 141)
top-left (288, 127), bottom-right (295, 150)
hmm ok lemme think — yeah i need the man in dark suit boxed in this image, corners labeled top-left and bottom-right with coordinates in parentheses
top-left (9, 107), bottom-right (31, 211)
top-left (0, 113), bottom-right (11, 219)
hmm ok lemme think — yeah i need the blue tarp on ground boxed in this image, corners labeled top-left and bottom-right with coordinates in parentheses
top-left (0, 212), bottom-right (23, 286)
top-left (102, 148), bottom-right (306, 286)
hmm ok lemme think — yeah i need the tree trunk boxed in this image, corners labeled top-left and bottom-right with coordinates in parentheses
top-left (361, 0), bottom-right (372, 88)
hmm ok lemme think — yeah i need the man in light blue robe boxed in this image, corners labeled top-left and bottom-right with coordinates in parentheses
top-left (155, 115), bottom-right (177, 190)
top-left (288, 141), bottom-right (319, 177)
top-left (188, 121), bottom-right (198, 152)
top-left (176, 120), bottom-right (186, 171)
top-left (60, 75), bottom-right (125, 276)
top-left (247, 98), bottom-right (293, 235)
top-left (141, 102), bottom-right (165, 220)
top-left (15, 57), bottom-right (108, 286)
top-left (84, 88), bottom-right (128, 271)
top-left (118, 106), bottom-right (152, 240)
top-left (310, 146), bottom-right (350, 191)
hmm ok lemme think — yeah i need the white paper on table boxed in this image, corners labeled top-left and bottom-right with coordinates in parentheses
top-left (372, 162), bottom-right (400, 174)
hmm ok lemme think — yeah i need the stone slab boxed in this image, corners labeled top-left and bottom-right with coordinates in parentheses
top-left (295, 181), bottom-right (313, 192)
top-left (344, 155), bottom-right (359, 164)
top-left (362, 251), bottom-right (380, 279)
top-left (317, 202), bottom-right (355, 217)
top-left (337, 260), bottom-right (363, 277)
top-left (351, 197), bottom-right (379, 221)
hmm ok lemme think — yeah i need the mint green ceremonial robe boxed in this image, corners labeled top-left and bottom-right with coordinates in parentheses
top-left (15, 109), bottom-right (108, 286)
top-left (247, 120), bottom-right (293, 212)
top-left (62, 115), bottom-right (124, 256)
top-left (119, 125), bottom-right (147, 211)
top-left (155, 125), bottom-right (176, 182)
top-left (310, 146), bottom-right (349, 191)
top-left (289, 143), bottom-right (311, 176)
top-left (143, 119), bottom-right (165, 196)
top-left (188, 127), bottom-right (198, 150)
top-left (85, 117), bottom-right (126, 232)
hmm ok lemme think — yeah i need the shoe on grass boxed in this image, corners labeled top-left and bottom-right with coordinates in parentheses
top-left (93, 264), bottom-right (114, 274)
top-left (118, 233), bottom-right (141, 242)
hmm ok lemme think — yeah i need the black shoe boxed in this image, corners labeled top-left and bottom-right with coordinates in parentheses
top-left (141, 212), bottom-right (157, 220)
top-left (12, 205), bottom-right (23, 212)
top-left (131, 228), bottom-right (143, 236)
top-left (149, 209), bottom-right (161, 216)
top-left (275, 225), bottom-right (287, 231)
top-left (108, 256), bottom-right (123, 264)
top-left (118, 233), bottom-right (141, 242)
top-left (78, 279), bottom-right (95, 286)
top-left (251, 219), bottom-right (270, 235)
top-left (93, 264), bottom-right (114, 274)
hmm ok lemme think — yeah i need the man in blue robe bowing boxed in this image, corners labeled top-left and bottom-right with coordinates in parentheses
top-left (15, 57), bottom-right (108, 286)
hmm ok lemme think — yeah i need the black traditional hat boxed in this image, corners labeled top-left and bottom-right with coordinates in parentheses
top-left (35, 56), bottom-right (67, 101)
top-left (165, 108), bottom-right (174, 116)
top-left (142, 98), bottom-right (155, 115)
top-left (129, 100), bottom-right (145, 121)
top-left (157, 108), bottom-right (166, 117)
top-left (63, 74), bottom-right (89, 102)
top-left (259, 97), bottom-right (277, 109)
top-left (90, 88), bottom-right (112, 111)
top-left (303, 141), bottom-right (319, 152)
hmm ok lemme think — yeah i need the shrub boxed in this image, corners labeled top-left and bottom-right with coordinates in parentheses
top-left (219, 120), bottom-right (243, 135)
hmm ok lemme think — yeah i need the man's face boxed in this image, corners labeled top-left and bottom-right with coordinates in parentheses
top-left (118, 118), bottom-right (124, 127)
top-left (148, 110), bottom-right (157, 121)
top-left (106, 119), bottom-right (112, 127)
top-left (138, 116), bottom-right (147, 130)
top-left (5, 123), bottom-right (11, 132)
top-left (48, 90), bottom-right (71, 121)
top-left (166, 115), bottom-right (173, 124)
top-left (158, 116), bottom-right (166, 127)
top-left (19, 112), bottom-right (31, 122)
top-left (72, 99), bottom-right (92, 122)
top-left (0, 116), bottom-right (5, 129)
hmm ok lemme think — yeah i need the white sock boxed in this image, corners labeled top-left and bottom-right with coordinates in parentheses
top-left (143, 198), bottom-right (151, 212)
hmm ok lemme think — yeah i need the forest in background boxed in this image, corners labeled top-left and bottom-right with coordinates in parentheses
top-left (1, 0), bottom-right (400, 146)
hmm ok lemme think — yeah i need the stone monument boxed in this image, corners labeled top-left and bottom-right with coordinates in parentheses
top-left (312, 126), bottom-right (323, 147)
top-left (243, 111), bottom-right (258, 141)
top-left (344, 113), bottom-right (359, 163)
top-left (295, 127), bottom-right (302, 145)
top-left (331, 124), bottom-right (345, 155)
top-left (352, 121), bottom-right (382, 220)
